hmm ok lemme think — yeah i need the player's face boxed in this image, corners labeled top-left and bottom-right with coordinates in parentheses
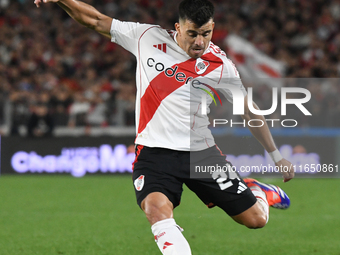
top-left (175, 18), bottom-right (214, 59)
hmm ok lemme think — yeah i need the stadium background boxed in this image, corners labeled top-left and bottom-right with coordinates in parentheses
top-left (0, 0), bottom-right (339, 254)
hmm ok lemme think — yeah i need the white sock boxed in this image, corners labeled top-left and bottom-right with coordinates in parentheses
top-left (250, 186), bottom-right (269, 223)
top-left (151, 218), bottom-right (192, 255)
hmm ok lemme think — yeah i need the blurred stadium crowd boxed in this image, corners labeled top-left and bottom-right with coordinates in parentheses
top-left (0, 0), bottom-right (339, 136)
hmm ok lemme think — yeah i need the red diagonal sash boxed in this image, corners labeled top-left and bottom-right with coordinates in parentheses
top-left (138, 52), bottom-right (223, 133)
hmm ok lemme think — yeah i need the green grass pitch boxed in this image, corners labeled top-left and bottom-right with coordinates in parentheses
top-left (0, 175), bottom-right (339, 255)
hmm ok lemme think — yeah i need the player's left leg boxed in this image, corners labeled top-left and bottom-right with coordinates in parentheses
top-left (186, 175), bottom-right (268, 229)
top-left (188, 146), bottom-right (291, 230)
top-left (231, 201), bottom-right (268, 229)
top-left (232, 178), bottom-right (291, 228)
top-left (244, 178), bottom-right (291, 209)
top-left (188, 146), bottom-right (275, 229)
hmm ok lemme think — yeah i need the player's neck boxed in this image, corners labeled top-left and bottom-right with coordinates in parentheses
top-left (174, 32), bottom-right (179, 46)
top-left (174, 33), bottom-right (185, 52)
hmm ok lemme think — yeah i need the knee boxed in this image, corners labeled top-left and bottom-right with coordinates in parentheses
top-left (243, 215), bottom-right (267, 229)
top-left (141, 192), bottom-right (174, 225)
top-left (232, 201), bottom-right (268, 229)
top-left (144, 202), bottom-right (168, 223)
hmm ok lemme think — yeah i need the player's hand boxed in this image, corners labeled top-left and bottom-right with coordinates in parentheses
top-left (275, 158), bottom-right (295, 183)
top-left (34, 0), bottom-right (59, 8)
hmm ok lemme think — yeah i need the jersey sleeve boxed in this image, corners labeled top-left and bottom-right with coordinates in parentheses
top-left (218, 58), bottom-right (247, 104)
top-left (110, 19), bottom-right (157, 56)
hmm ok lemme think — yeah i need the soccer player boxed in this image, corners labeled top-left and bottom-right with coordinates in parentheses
top-left (34, 0), bottom-right (295, 254)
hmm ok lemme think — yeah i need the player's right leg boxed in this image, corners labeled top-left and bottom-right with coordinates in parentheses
top-left (133, 145), bottom-right (192, 255)
top-left (141, 192), bottom-right (174, 225)
top-left (141, 192), bottom-right (191, 255)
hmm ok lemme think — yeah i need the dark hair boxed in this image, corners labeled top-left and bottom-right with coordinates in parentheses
top-left (178, 0), bottom-right (214, 27)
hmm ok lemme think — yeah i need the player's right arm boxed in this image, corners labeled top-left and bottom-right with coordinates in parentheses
top-left (34, 0), bottom-right (112, 38)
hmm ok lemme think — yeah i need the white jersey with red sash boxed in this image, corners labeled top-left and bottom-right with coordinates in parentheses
top-left (110, 19), bottom-right (246, 151)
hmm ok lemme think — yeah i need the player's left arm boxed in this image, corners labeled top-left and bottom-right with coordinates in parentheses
top-left (241, 96), bottom-right (295, 182)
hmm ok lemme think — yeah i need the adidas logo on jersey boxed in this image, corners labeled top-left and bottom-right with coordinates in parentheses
top-left (153, 43), bottom-right (167, 53)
